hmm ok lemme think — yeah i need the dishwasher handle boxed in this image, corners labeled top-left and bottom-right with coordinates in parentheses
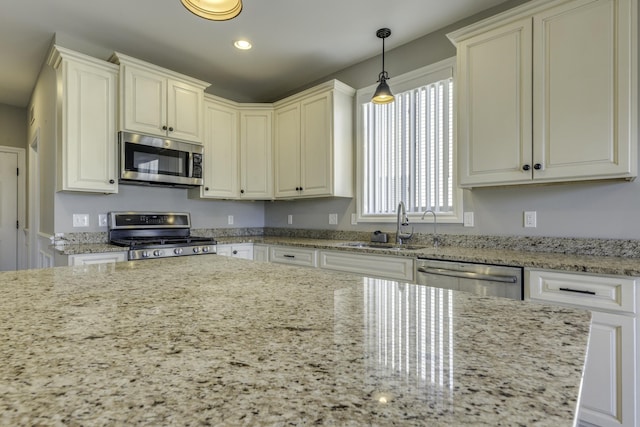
top-left (417, 266), bottom-right (518, 284)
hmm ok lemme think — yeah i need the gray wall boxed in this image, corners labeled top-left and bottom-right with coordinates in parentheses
top-left (0, 104), bottom-right (27, 149)
top-left (264, 0), bottom-right (640, 240)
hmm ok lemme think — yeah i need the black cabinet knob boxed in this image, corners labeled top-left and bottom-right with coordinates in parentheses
top-left (240, 189), bottom-right (245, 194)
top-left (299, 187), bottom-right (303, 191)
top-left (232, 250), bottom-right (238, 255)
top-left (522, 164), bottom-right (531, 171)
top-left (205, 187), bottom-right (209, 191)
top-left (295, 187), bottom-right (300, 191)
top-left (162, 125), bottom-right (168, 130)
top-left (533, 163), bottom-right (542, 170)
top-left (109, 179), bottom-right (115, 184)
top-left (168, 127), bottom-right (174, 132)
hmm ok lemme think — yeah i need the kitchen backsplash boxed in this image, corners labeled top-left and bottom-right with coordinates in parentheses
top-left (59, 227), bottom-right (640, 258)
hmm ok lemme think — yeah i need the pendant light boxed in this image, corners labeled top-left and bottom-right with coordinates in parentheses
top-left (372, 28), bottom-right (394, 104)
top-left (180, 0), bottom-right (243, 21)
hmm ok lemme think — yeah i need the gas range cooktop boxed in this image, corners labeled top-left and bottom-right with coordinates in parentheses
top-left (108, 212), bottom-right (217, 260)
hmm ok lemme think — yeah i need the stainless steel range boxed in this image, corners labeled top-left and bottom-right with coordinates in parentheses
top-left (108, 212), bottom-right (216, 260)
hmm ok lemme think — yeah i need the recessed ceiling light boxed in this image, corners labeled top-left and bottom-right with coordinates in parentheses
top-left (234, 40), bottom-right (252, 50)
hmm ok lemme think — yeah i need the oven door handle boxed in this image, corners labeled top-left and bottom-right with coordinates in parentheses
top-left (416, 267), bottom-right (518, 284)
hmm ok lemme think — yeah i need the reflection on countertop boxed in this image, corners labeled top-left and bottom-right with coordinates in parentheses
top-left (0, 255), bottom-right (590, 426)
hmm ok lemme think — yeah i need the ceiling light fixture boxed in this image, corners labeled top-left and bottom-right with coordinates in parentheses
top-left (180, 0), bottom-right (243, 21)
top-left (371, 28), bottom-right (394, 105)
top-left (234, 39), bottom-right (252, 50)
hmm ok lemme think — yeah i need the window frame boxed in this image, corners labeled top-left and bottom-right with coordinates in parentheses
top-left (355, 57), bottom-right (463, 224)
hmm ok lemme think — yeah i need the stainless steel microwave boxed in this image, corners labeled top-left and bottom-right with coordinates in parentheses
top-left (119, 131), bottom-right (203, 188)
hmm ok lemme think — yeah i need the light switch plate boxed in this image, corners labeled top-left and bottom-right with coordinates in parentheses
top-left (228, 215), bottom-right (234, 225)
top-left (524, 211), bottom-right (537, 228)
top-left (287, 214), bottom-right (293, 225)
top-left (463, 212), bottom-right (474, 227)
top-left (351, 213), bottom-right (357, 225)
top-left (98, 214), bottom-right (108, 227)
top-left (329, 213), bottom-right (338, 225)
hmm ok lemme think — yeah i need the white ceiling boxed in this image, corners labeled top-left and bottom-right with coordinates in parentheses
top-left (0, 0), bottom-right (510, 107)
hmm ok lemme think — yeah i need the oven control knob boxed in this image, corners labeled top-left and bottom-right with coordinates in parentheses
top-left (153, 250), bottom-right (164, 257)
top-left (193, 247), bottom-right (201, 254)
top-left (202, 246), bottom-right (209, 253)
top-left (174, 248), bottom-right (183, 255)
top-left (141, 251), bottom-right (150, 258)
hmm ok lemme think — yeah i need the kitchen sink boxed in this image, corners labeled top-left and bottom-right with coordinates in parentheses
top-left (338, 242), bottom-right (427, 251)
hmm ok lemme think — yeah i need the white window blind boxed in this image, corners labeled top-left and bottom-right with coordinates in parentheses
top-left (362, 77), bottom-right (454, 216)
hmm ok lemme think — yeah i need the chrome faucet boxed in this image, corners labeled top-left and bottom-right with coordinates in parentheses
top-left (396, 201), bottom-right (413, 245)
top-left (421, 209), bottom-right (438, 248)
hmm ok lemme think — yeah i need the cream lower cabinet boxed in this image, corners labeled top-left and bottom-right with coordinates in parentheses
top-left (319, 251), bottom-right (414, 282)
top-left (269, 246), bottom-right (318, 268)
top-left (253, 244), bottom-right (269, 262)
top-left (527, 269), bottom-right (639, 427)
top-left (216, 243), bottom-right (254, 260)
top-left (55, 251), bottom-right (128, 267)
top-left (450, 0), bottom-right (637, 187)
top-left (274, 80), bottom-right (354, 199)
top-left (47, 46), bottom-right (119, 193)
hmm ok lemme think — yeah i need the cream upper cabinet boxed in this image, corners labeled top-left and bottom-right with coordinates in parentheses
top-left (195, 97), bottom-right (239, 199)
top-left (274, 80), bottom-right (355, 199)
top-left (239, 108), bottom-right (273, 199)
top-left (450, 0), bottom-right (637, 187)
top-left (110, 52), bottom-right (210, 143)
top-left (47, 46), bottom-right (119, 193)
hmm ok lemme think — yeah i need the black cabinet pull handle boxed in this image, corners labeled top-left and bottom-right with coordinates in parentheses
top-left (559, 287), bottom-right (596, 296)
top-left (522, 164), bottom-right (531, 171)
top-left (283, 254), bottom-right (295, 258)
top-left (533, 163), bottom-right (542, 170)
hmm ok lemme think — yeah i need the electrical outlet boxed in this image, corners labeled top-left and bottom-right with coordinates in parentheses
top-left (524, 211), bottom-right (537, 228)
top-left (72, 214), bottom-right (90, 228)
top-left (463, 212), bottom-right (475, 227)
top-left (228, 215), bottom-right (234, 225)
top-left (329, 213), bottom-right (338, 225)
top-left (287, 214), bottom-right (293, 225)
top-left (351, 213), bottom-right (357, 225)
top-left (98, 214), bottom-right (108, 227)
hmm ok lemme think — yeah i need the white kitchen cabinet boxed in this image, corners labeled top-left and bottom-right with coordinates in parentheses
top-left (269, 246), bottom-right (318, 268)
top-left (47, 46), bottom-right (119, 193)
top-left (527, 269), bottom-right (639, 427)
top-left (253, 244), bottom-right (269, 262)
top-left (274, 80), bottom-right (355, 199)
top-left (55, 251), bottom-right (128, 267)
top-left (111, 52), bottom-right (209, 143)
top-left (319, 250), bottom-right (414, 282)
top-left (239, 108), bottom-right (273, 199)
top-left (216, 243), bottom-right (254, 260)
top-left (449, 0), bottom-right (637, 187)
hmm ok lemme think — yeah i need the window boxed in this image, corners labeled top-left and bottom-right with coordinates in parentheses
top-left (356, 58), bottom-right (462, 223)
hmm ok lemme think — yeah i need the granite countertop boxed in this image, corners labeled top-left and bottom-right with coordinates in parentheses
top-left (56, 236), bottom-right (640, 276)
top-left (0, 256), bottom-right (590, 426)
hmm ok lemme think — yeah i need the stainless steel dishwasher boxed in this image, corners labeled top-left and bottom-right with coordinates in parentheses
top-left (415, 258), bottom-right (523, 300)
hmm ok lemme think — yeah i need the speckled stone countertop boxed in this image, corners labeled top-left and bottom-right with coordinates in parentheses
top-left (1, 256), bottom-right (589, 426)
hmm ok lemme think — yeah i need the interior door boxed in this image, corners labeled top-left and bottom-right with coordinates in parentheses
top-left (0, 151), bottom-right (18, 271)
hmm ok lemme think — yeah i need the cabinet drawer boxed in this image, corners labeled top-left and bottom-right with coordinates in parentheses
top-left (320, 251), bottom-right (414, 282)
top-left (527, 269), bottom-right (637, 314)
top-left (270, 246), bottom-right (317, 268)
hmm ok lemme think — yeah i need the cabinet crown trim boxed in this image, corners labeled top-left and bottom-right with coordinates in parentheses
top-left (273, 79), bottom-right (355, 108)
top-left (109, 51), bottom-right (211, 89)
top-left (47, 45), bottom-right (119, 72)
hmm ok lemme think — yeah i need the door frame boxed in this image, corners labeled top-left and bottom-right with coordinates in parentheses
top-left (0, 145), bottom-right (26, 270)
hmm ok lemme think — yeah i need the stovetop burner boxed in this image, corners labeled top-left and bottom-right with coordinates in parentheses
top-left (108, 212), bottom-right (217, 260)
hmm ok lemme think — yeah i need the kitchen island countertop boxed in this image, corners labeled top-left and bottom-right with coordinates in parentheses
top-left (0, 255), bottom-right (590, 426)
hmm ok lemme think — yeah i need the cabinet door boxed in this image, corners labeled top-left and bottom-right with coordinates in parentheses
top-left (533, 0), bottom-right (636, 182)
top-left (457, 18), bottom-right (533, 187)
top-left (200, 100), bottom-right (239, 198)
top-left (240, 110), bottom-right (273, 199)
top-left (253, 245), bottom-right (269, 262)
top-left (300, 92), bottom-right (332, 196)
top-left (68, 252), bottom-right (127, 266)
top-left (61, 59), bottom-right (118, 193)
top-left (167, 79), bottom-right (204, 143)
top-left (274, 103), bottom-right (302, 197)
top-left (122, 65), bottom-right (167, 137)
top-left (578, 311), bottom-right (636, 427)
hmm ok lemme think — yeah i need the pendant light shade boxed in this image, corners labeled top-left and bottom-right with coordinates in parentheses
top-left (372, 28), bottom-right (394, 104)
top-left (181, 0), bottom-right (243, 21)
